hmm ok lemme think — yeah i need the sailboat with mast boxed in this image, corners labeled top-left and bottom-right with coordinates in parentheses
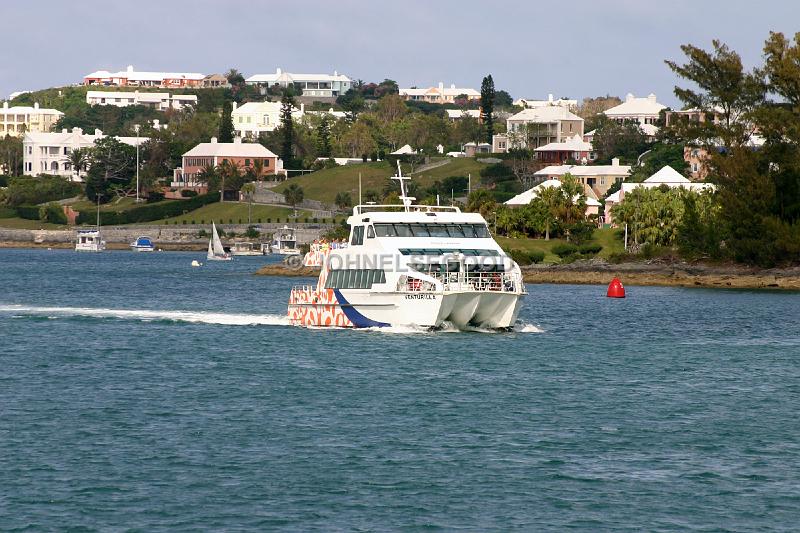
top-left (207, 221), bottom-right (232, 261)
top-left (75, 197), bottom-right (106, 252)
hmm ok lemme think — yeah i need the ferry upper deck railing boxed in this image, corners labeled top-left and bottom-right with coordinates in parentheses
top-left (398, 271), bottom-right (523, 293)
top-left (353, 204), bottom-right (461, 215)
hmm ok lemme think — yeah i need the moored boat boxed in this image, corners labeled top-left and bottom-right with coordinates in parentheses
top-left (130, 235), bottom-right (155, 252)
top-left (269, 226), bottom-right (301, 255)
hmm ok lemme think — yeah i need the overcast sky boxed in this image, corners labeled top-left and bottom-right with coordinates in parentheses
top-left (3, 0), bottom-right (799, 107)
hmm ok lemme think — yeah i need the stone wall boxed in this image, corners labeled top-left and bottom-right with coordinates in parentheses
top-left (0, 223), bottom-right (332, 246)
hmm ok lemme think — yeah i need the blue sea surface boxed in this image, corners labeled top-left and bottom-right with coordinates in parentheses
top-left (1, 249), bottom-right (799, 531)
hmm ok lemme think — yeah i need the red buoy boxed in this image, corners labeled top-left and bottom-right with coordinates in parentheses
top-left (607, 277), bottom-right (626, 298)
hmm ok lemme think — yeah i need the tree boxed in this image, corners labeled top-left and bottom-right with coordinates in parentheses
top-left (0, 135), bottom-right (23, 176)
top-left (341, 120), bottom-right (376, 158)
top-left (334, 191), bottom-right (352, 211)
top-left (283, 183), bottom-right (304, 209)
top-left (241, 182), bottom-right (256, 224)
top-left (218, 159), bottom-right (243, 202)
top-left (495, 90), bottom-right (513, 108)
top-left (280, 90), bottom-right (297, 169)
top-left (85, 137), bottom-right (136, 201)
top-left (591, 116), bottom-right (650, 164)
top-left (466, 189), bottom-right (497, 218)
top-left (224, 68), bottom-right (245, 87)
top-left (316, 115), bottom-right (332, 158)
top-left (195, 163), bottom-right (217, 189)
top-left (666, 40), bottom-right (764, 142)
top-left (337, 89), bottom-right (366, 122)
top-left (537, 185), bottom-right (561, 241)
top-left (219, 100), bottom-right (234, 143)
top-left (376, 94), bottom-right (407, 124)
top-left (251, 158), bottom-right (265, 181)
top-left (480, 75), bottom-right (496, 143)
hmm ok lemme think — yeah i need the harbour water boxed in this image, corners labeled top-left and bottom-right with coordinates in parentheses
top-left (1, 249), bottom-right (799, 531)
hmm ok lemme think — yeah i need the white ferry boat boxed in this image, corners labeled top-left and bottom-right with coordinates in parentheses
top-left (75, 229), bottom-right (106, 252)
top-left (288, 166), bottom-right (526, 330)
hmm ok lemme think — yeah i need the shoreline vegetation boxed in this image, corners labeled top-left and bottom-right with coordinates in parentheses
top-left (254, 260), bottom-right (800, 290)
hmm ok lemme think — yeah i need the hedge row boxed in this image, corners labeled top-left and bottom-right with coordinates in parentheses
top-left (75, 193), bottom-right (218, 225)
top-left (15, 205), bottom-right (41, 220)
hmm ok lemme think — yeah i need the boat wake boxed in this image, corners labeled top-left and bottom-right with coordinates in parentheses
top-left (0, 304), bottom-right (291, 327)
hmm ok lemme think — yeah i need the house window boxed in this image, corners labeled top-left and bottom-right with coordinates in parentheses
top-left (601, 177), bottom-right (605, 185)
top-left (245, 159), bottom-right (251, 166)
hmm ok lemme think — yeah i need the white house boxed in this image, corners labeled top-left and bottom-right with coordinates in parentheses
top-left (23, 128), bottom-right (147, 179)
top-left (86, 90), bottom-right (197, 111)
top-left (604, 165), bottom-right (715, 224)
top-left (505, 178), bottom-right (602, 217)
top-left (513, 94), bottom-right (577, 110)
top-left (83, 65), bottom-right (205, 88)
top-left (505, 106), bottom-right (584, 149)
top-left (399, 83), bottom-right (481, 104)
top-left (231, 101), bottom-right (306, 137)
top-left (1, 102), bottom-right (63, 137)
top-left (604, 93), bottom-right (666, 126)
top-left (245, 68), bottom-right (352, 98)
top-left (446, 109), bottom-right (481, 121)
top-left (534, 158), bottom-right (631, 198)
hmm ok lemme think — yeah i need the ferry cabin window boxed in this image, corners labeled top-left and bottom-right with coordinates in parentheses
top-left (367, 226), bottom-right (375, 239)
top-left (325, 269), bottom-right (387, 289)
top-left (351, 226), bottom-right (365, 246)
top-left (373, 223), bottom-right (491, 238)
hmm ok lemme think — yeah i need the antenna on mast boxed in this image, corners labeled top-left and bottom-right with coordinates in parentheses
top-left (390, 159), bottom-right (415, 212)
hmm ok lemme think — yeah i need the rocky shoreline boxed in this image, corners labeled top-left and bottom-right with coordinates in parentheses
top-left (254, 259), bottom-right (800, 290)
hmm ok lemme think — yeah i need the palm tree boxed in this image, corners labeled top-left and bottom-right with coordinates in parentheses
top-left (334, 191), bottom-right (352, 212)
top-left (252, 158), bottom-right (265, 181)
top-left (218, 160), bottom-right (242, 202)
top-left (67, 148), bottom-right (89, 182)
top-left (283, 183), bottom-right (304, 212)
top-left (537, 185), bottom-right (562, 241)
top-left (241, 182), bottom-right (256, 224)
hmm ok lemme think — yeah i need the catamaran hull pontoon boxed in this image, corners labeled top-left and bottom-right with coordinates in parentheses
top-left (289, 287), bottom-right (522, 329)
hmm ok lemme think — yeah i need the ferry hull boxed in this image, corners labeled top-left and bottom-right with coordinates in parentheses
top-left (288, 288), bottom-right (523, 330)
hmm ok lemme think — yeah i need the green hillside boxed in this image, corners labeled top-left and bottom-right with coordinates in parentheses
top-left (153, 202), bottom-right (317, 225)
top-left (273, 158), bottom-right (487, 206)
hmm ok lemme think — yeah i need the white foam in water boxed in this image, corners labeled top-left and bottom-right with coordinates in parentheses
top-left (0, 304), bottom-right (291, 327)
top-left (516, 323), bottom-right (545, 333)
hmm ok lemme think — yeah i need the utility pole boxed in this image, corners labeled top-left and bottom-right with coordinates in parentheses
top-left (134, 124), bottom-right (141, 202)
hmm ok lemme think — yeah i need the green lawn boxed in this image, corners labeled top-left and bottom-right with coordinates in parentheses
top-left (497, 228), bottom-right (625, 264)
top-left (273, 158), bottom-right (488, 206)
top-left (152, 202), bottom-right (319, 225)
top-left (0, 217), bottom-right (69, 230)
top-left (69, 197), bottom-right (153, 213)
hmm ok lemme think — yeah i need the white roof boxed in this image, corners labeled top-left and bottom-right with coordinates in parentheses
top-left (245, 68), bottom-right (351, 84)
top-left (508, 106), bottom-right (582, 123)
top-left (233, 101), bottom-right (283, 113)
top-left (505, 178), bottom-right (598, 206)
top-left (23, 128), bottom-right (147, 147)
top-left (641, 123), bottom-right (659, 136)
top-left (534, 135), bottom-right (592, 152)
top-left (391, 144), bottom-right (417, 155)
top-left (605, 93), bottom-right (666, 117)
top-left (605, 190), bottom-right (621, 203)
top-left (85, 68), bottom-right (204, 81)
top-left (644, 165), bottom-right (690, 185)
top-left (400, 84), bottom-right (480, 97)
top-left (306, 108), bottom-right (347, 119)
top-left (183, 139), bottom-right (279, 158)
top-left (513, 97), bottom-right (577, 109)
top-left (0, 104), bottom-right (63, 116)
top-left (535, 163), bottom-right (631, 177)
top-left (446, 109), bottom-right (481, 119)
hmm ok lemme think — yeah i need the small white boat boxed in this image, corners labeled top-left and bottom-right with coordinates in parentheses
top-left (75, 229), bottom-right (106, 252)
top-left (207, 221), bottom-right (232, 261)
top-left (76, 198), bottom-right (106, 252)
top-left (230, 241), bottom-right (264, 256)
top-left (269, 226), bottom-right (301, 255)
top-left (130, 235), bottom-right (155, 252)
